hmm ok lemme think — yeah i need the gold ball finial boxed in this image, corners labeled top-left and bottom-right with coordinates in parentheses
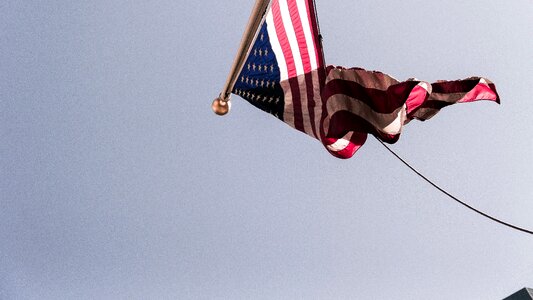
top-left (212, 96), bottom-right (231, 116)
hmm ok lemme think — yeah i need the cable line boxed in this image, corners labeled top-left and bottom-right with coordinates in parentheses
top-left (377, 138), bottom-right (533, 236)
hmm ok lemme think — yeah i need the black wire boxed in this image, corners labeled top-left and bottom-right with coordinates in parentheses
top-left (376, 138), bottom-right (533, 236)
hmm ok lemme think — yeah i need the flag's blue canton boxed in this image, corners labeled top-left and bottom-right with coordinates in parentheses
top-left (233, 23), bottom-right (284, 120)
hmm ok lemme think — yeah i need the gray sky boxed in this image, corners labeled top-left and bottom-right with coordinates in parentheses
top-left (2, 1), bottom-right (533, 299)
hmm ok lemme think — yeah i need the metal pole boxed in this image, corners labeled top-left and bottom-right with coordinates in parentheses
top-left (212, 0), bottom-right (270, 115)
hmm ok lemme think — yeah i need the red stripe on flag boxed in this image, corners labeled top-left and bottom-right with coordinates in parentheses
top-left (305, 72), bottom-right (318, 138)
top-left (272, 0), bottom-right (304, 131)
top-left (287, 1), bottom-right (312, 73)
top-left (322, 79), bottom-right (418, 114)
top-left (304, 0), bottom-right (327, 139)
top-left (272, 0), bottom-right (296, 77)
top-left (287, 1), bottom-right (318, 137)
top-left (302, 1), bottom-right (326, 139)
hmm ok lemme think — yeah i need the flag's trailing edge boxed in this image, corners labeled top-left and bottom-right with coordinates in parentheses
top-left (322, 67), bottom-right (500, 158)
top-left (231, 0), bottom-right (500, 159)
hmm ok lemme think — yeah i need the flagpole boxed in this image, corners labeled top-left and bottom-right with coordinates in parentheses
top-left (212, 0), bottom-right (271, 116)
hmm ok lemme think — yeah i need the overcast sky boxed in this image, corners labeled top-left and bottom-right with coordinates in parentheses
top-left (2, 1), bottom-right (533, 299)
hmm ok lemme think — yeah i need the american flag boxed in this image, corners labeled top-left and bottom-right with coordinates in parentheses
top-left (232, 0), bottom-right (500, 159)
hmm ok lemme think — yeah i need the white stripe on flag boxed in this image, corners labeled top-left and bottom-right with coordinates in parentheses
top-left (279, 0), bottom-right (311, 135)
top-left (266, 8), bottom-right (287, 80)
top-left (296, 0), bottom-right (321, 138)
top-left (295, 0), bottom-right (317, 71)
top-left (294, 0), bottom-right (323, 138)
top-left (278, 0), bottom-right (304, 76)
top-left (266, 7), bottom-right (295, 128)
top-left (326, 132), bottom-right (353, 152)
